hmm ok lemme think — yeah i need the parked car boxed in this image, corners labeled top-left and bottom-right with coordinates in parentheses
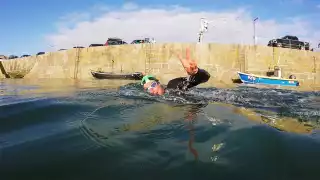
top-left (0, 55), bottom-right (7, 59)
top-left (73, 46), bottom-right (84, 49)
top-left (131, 38), bottom-right (156, 44)
top-left (36, 52), bottom-right (45, 55)
top-left (89, 44), bottom-right (104, 47)
top-left (267, 35), bottom-right (310, 50)
top-left (105, 38), bottom-right (127, 46)
top-left (8, 55), bottom-right (18, 59)
top-left (21, 54), bottom-right (30, 58)
top-left (131, 39), bottom-right (147, 44)
top-left (59, 49), bottom-right (67, 51)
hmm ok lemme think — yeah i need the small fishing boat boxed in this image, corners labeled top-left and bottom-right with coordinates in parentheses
top-left (91, 70), bottom-right (144, 80)
top-left (237, 71), bottom-right (299, 86)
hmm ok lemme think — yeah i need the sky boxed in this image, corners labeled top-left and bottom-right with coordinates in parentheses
top-left (0, 0), bottom-right (320, 56)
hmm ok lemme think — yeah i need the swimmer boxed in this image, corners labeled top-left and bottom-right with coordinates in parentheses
top-left (141, 47), bottom-right (210, 95)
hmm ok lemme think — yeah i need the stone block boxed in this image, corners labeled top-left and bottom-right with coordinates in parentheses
top-left (148, 63), bottom-right (162, 69)
top-left (161, 63), bottom-right (169, 69)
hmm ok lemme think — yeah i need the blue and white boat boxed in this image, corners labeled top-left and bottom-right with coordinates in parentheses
top-left (237, 71), bottom-right (299, 86)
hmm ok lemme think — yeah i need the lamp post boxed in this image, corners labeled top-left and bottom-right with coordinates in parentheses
top-left (198, 16), bottom-right (241, 43)
top-left (198, 18), bottom-right (209, 43)
top-left (48, 45), bottom-right (55, 52)
top-left (253, 17), bottom-right (258, 46)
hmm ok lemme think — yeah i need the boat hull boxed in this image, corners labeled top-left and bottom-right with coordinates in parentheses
top-left (91, 71), bottom-right (144, 80)
top-left (237, 72), bottom-right (299, 86)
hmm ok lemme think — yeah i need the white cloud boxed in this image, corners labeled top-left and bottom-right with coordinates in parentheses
top-left (56, 12), bottom-right (91, 30)
top-left (291, 0), bottom-right (304, 3)
top-left (122, 2), bottom-right (139, 10)
top-left (280, 0), bottom-right (304, 4)
top-left (46, 2), bottom-right (320, 49)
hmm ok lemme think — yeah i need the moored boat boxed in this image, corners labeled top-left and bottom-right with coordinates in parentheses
top-left (91, 70), bottom-right (144, 80)
top-left (237, 71), bottom-right (299, 86)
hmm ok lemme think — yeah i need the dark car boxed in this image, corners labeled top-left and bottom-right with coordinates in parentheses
top-left (73, 46), bottom-right (85, 49)
top-left (36, 52), bottom-right (45, 55)
top-left (21, 54), bottom-right (30, 58)
top-left (8, 55), bottom-right (18, 59)
top-left (267, 35), bottom-right (310, 50)
top-left (105, 38), bottom-right (127, 46)
top-left (89, 44), bottom-right (104, 47)
top-left (58, 49), bottom-right (67, 51)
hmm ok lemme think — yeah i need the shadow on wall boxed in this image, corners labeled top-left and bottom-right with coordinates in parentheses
top-left (1, 56), bottom-right (38, 79)
top-left (0, 61), bottom-right (10, 78)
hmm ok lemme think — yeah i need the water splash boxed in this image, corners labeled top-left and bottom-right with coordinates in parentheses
top-left (116, 83), bottom-right (319, 124)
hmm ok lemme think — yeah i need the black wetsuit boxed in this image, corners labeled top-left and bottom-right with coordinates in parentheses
top-left (166, 68), bottom-right (210, 91)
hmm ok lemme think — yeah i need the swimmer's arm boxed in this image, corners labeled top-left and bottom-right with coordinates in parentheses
top-left (177, 48), bottom-right (198, 76)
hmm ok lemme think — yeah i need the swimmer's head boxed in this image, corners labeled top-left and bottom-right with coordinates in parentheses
top-left (141, 75), bottom-right (165, 96)
top-left (150, 83), bottom-right (165, 95)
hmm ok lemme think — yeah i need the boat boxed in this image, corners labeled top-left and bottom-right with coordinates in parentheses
top-left (91, 70), bottom-right (144, 80)
top-left (237, 71), bottom-right (299, 86)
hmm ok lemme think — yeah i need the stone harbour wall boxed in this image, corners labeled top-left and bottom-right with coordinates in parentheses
top-left (1, 43), bottom-right (319, 89)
